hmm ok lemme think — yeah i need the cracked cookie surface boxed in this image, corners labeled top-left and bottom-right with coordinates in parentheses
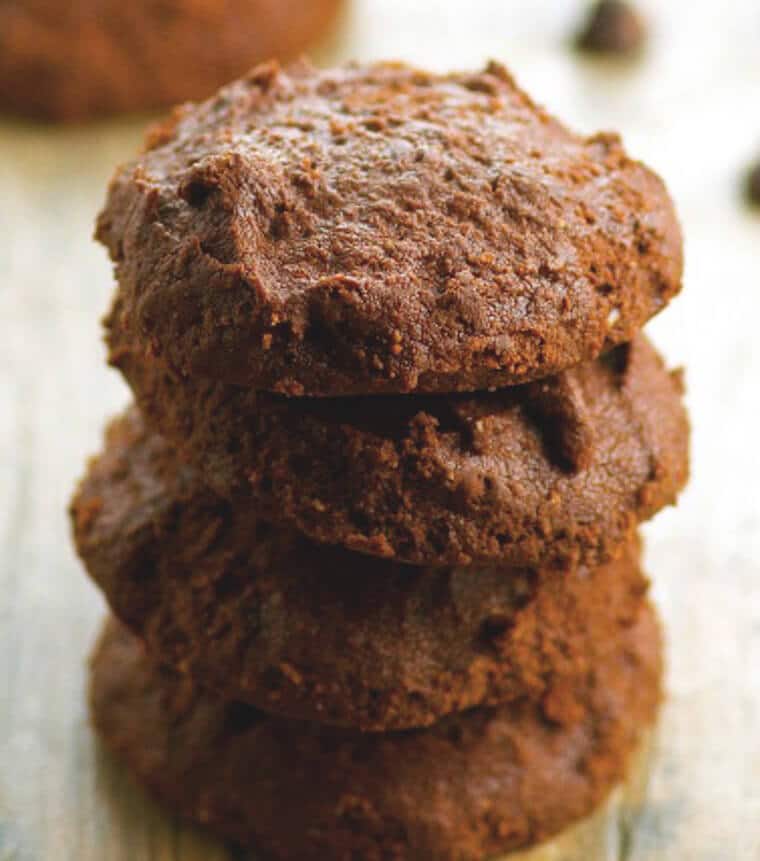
top-left (98, 59), bottom-right (682, 395)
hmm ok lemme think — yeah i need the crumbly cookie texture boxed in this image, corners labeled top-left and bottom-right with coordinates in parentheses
top-left (108, 325), bottom-right (690, 567)
top-left (98, 59), bottom-right (682, 395)
top-left (0, 0), bottom-right (343, 121)
top-left (72, 408), bottom-right (650, 731)
top-left (90, 606), bottom-right (662, 861)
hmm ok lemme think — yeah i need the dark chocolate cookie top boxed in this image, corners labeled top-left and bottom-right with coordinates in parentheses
top-left (98, 60), bottom-right (682, 395)
top-left (72, 408), bottom-right (649, 731)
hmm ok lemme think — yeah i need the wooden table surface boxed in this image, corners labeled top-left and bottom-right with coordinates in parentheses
top-left (1, 1), bottom-right (758, 859)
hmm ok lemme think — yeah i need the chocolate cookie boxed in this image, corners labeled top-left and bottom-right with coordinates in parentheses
top-left (71, 408), bottom-right (650, 730)
top-left (97, 59), bottom-right (682, 396)
top-left (0, 1), bottom-right (342, 121)
top-left (108, 327), bottom-right (689, 567)
top-left (90, 607), bottom-right (662, 860)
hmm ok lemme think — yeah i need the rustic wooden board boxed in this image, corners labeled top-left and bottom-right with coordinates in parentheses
top-left (1, 1), bottom-right (758, 858)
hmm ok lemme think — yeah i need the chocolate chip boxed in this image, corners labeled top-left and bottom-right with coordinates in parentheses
top-left (744, 159), bottom-right (760, 209)
top-left (575, 1), bottom-right (647, 57)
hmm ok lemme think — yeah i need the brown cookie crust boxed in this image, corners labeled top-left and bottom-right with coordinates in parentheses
top-left (71, 409), bottom-right (650, 730)
top-left (108, 328), bottom-right (690, 567)
top-left (0, 1), bottom-right (343, 122)
top-left (90, 607), bottom-right (662, 860)
top-left (97, 59), bottom-right (682, 396)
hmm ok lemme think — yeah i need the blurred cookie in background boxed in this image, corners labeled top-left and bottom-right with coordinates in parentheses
top-left (0, 0), bottom-right (345, 122)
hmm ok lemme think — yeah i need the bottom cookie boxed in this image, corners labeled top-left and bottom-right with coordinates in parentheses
top-left (89, 605), bottom-right (662, 861)
top-left (499, 725), bottom-right (656, 861)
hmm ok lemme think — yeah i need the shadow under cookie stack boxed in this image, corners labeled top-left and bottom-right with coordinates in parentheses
top-left (71, 61), bottom-right (689, 861)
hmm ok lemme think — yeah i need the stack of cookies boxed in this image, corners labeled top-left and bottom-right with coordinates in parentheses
top-left (71, 61), bottom-right (689, 860)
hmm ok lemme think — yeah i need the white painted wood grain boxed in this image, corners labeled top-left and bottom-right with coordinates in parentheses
top-left (1, 1), bottom-right (758, 858)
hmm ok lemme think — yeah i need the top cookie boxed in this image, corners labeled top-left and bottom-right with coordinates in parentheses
top-left (97, 60), bottom-right (683, 396)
